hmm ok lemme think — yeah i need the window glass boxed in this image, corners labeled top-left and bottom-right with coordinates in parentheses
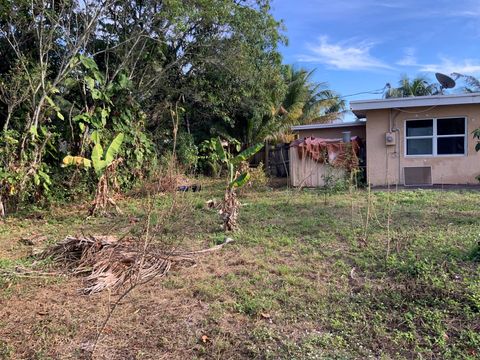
top-left (406, 120), bottom-right (433, 137)
top-left (437, 137), bottom-right (465, 155)
top-left (437, 118), bottom-right (465, 135)
top-left (406, 138), bottom-right (433, 155)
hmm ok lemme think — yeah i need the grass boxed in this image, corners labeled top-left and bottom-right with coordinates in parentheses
top-left (0, 182), bottom-right (479, 359)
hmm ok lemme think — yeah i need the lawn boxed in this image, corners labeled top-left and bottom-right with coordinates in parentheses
top-left (0, 182), bottom-right (479, 359)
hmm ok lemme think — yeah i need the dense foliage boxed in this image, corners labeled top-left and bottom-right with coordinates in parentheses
top-left (0, 0), bottom-right (343, 214)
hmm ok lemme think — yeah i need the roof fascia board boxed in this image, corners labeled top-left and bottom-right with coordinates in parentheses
top-left (291, 122), bottom-right (366, 131)
top-left (351, 93), bottom-right (480, 117)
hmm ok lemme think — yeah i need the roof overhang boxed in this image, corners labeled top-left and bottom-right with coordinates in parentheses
top-left (291, 121), bottom-right (366, 131)
top-left (350, 93), bottom-right (480, 118)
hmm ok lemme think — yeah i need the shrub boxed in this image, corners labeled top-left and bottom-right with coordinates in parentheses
top-left (245, 162), bottom-right (269, 190)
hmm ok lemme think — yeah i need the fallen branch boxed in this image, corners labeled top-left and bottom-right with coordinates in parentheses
top-left (177, 237), bottom-right (234, 256)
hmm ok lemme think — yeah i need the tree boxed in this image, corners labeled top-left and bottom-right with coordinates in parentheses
top-left (384, 75), bottom-right (439, 98)
top-left (281, 66), bottom-right (344, 125)
top-left (0, 0), bottom-right (290, 212)
top-left (231, 65), bottom-right (344, 144)
top-left (452, 73), bottom-right (480, 93)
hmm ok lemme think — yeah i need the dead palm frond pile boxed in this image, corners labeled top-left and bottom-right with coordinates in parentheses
top-left (44, 235), bottom-right (233, 295)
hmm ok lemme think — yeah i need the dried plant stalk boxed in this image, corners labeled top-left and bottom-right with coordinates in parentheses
top-left (89, 159), bottom-right (123, 216)
top-left (221, 188), bottom-right (239, 231)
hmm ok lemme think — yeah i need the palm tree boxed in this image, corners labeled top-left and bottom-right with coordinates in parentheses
top-left (452, 73), bottom-right (480, 93)
top-left (239, 66), bottom-right (345, 144)
top-left (384, 75), bottom-right (439, 98)
top-left (281, 65), bottom-right (345, 126)
top-left (260, 66), bottom-right (344, 142)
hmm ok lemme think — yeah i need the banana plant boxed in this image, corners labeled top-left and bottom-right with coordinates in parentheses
top-left (213, 137), bottom-right (263, 231)
top-left (62, 132), bottom-right (124, 176)
top-left (62, 132), bottom-right (124, 216)
top-left (214, 138), bottom-right (263, 189)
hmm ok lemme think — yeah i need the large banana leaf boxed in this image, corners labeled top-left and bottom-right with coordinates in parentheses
top-left (232, 143), bottom-right (263, 164)
top-left (91, 143), bottom-right (106, 175)
top-left (62, 155), bottom-right (92, 168)
top-left (230, 172), bottom-right (250, 188)
top-left (90, 130), bottom-right (101, 144)
top-left (105, 133), bottom-right (124, 164)
top-left (215, 137), bottom-right (227, 163)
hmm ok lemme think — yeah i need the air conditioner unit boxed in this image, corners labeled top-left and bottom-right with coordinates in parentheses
top-left (385, 132), bottom-right (396, 146)
top-left (404, 167), bottom-right (432, 186)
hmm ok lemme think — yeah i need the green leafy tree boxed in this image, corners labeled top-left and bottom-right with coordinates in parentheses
top-left (231, 66), bottom-right (344, 144)
top-left (0, 0), bottom-right (288, 212)
top-left (384, 75), bottom-right (439, 98)
top-left (281, 66), bottom-right (344, 125)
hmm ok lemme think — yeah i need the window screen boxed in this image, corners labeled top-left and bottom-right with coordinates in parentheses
top-left (406, 120), bottom-right (433, 137)
top-left (405, 118), bottom-right (466, 156)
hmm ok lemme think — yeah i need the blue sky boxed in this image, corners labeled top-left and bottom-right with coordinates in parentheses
top-left (271, 0), bottom-right (480, 119)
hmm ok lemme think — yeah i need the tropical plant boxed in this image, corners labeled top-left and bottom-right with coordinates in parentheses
top-left (235, 66), bottom-right (344, 144)
top-left (243, 162), bottom-right (269, 190)
top-left (281, 66), bottom-right (345, 125)
top-left (63, 133), bottom-right (125, 216)
top-left (198, 139), bottom-right (223, 177)
top-left (212, 138), bottom-right (264, 231)
top-left (198, 137), bottom-right (242, 177)
top-left (452, 73), bottom-right (480, 93)
top-left (384, 75), bottom-right (439, 98)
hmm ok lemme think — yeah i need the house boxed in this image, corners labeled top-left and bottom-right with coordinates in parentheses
top-left (291, 93), bottom-right (480, 187)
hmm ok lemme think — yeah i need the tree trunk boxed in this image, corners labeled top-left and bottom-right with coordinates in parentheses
top-left (0, 195), bottom-right (5, 217)
top-left (221, 187), bottom-right (239, 232)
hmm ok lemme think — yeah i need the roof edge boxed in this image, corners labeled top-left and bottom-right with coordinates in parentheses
top-left (351, 93), bottom-right (480, 117)
top-left (291, 121), bottom-right (366, 131)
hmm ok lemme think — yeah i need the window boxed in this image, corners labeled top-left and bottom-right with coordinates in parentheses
top-left (405, 117), bottom-right (466, 156)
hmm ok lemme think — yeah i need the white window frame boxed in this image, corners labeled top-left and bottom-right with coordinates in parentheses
top-left (404, 117), bottom-right (467, 157)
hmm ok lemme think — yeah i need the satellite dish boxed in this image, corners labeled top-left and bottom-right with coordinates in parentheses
top-left (435, 72), bottom-right (456, 93)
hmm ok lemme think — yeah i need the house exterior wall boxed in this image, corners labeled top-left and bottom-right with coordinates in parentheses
top-left (365, 104), bottom-right (480, 186)
top-left (295, 126), bottom-right (366, 140)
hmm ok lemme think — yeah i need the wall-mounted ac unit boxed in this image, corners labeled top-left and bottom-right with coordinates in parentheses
top-left (385, 132), bottom-right (396, 146)
top-left (404, 167), bottom-right (432, 186)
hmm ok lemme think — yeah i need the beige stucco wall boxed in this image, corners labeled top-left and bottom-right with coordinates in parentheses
top-left (295, 126), bottom-right (366, 140)
top-left (365, 104), bottom-right (480, 186)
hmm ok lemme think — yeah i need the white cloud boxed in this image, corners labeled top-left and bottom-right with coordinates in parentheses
top-left (397, 47), bottom-right (417, 66)
top-left (418, 58), bottom-right (480, 75)
top-left (299, 36), bottom-right (393, 71)
top-left (394, 50), bottom-right (480, 75)
top-left (451, 10), bottom-right (480, 17)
